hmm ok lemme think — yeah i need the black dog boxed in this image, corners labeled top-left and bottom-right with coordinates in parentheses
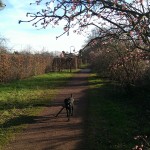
top-left (64, 94), bottom-right (74, 121)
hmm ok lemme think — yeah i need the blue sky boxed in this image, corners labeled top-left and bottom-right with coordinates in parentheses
top-left (0, 0), bottom-right (86, 53)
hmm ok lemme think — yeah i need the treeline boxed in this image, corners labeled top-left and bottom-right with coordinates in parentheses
top-left (82, 36), bottom-right (150, 91)
top-left (0, 53), bottom-right (81, 83)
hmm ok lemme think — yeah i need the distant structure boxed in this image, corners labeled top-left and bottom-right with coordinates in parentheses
top-left (60, 51), bottom-right (65, 58)
top-left (52, 50), bottom-right (78, 72)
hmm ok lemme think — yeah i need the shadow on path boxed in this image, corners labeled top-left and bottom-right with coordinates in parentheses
top-left (4, 69), bottom-right (91, 150)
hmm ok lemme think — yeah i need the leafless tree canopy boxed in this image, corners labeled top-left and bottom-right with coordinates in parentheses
top-left (0, 0), bottom-right (6, 9)
top-left (20, 0), bottom-right (150, 51)
top-left (0, 0), bottom-right (2, 7)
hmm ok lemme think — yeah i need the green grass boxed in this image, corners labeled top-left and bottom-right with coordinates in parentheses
top-left (0, 71), bottom-right (74, 149)
top-left (80, 63), bottom-right (90, 69)
top-left (87, 74), bottom-right (150, 150)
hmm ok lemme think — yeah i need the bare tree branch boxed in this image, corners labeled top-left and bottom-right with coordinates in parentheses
top-left (20, 0), bottom-right (150, 51)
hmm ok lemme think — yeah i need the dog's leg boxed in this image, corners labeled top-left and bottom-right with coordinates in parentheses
top-left (66, 108), bottom-right (69, 117)
top-left (67, 109), bottom-right (71, 121)
top-left (71, 106), bottom-right (73, 116)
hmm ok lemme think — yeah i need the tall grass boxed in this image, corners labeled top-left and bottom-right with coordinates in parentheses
top-left (87, 74), bottom-right (150, 150)
top-left (0, 71), bottom-right (73, 149)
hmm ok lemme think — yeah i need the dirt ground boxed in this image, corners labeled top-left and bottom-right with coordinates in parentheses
top-left (4, 69), bottom-right (91, 150)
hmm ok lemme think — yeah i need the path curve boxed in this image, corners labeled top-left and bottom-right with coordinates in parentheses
top-left (4, 69), bottom-right (91, 150)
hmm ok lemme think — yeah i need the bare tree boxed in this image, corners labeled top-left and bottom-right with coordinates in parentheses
top-left (0, 0), bottom-right (6, 10)
top-left (20, 0), bottom-right (149, 51)
top-left (0, 36), bottom-right (9, 54)
top-left (0, 0), bottom-right (2, 7)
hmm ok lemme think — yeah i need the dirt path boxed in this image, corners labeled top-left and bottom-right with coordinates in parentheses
top-left (4, 69), bottom-right (91, 150)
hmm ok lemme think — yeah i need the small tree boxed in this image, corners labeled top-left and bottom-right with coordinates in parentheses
top-left (0, 0), bottom-right (3, 7)
top-left (0, 36), bottom-right (9, 54)
top-left (0, 0), bottom-right (5, 10)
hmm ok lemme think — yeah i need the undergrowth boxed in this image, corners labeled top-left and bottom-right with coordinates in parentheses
top-left (87, 73), bottom-right (150, 150)
top-left (0, 71), bottom-right (74, 149)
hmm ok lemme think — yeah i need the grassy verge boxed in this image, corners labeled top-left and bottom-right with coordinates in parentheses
top-left (80, 63), bottom-right (90, 69)
top-left (0, 71), bottom-right (74, 149)
top-left (87, 73), bottom-right (150, 150)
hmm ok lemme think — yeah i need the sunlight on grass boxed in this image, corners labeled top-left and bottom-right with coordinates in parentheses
top-left (0, 71), bottom-right (73, 149)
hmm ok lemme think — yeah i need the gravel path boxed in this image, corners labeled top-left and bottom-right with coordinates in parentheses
top-left (4, 69), bottom-right (91, 150)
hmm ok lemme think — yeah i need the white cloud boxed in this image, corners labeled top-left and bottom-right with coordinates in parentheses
top-left (5, 28), bottom-right (85, 53)
top-left (0, 1), bottom-right (86, 53)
